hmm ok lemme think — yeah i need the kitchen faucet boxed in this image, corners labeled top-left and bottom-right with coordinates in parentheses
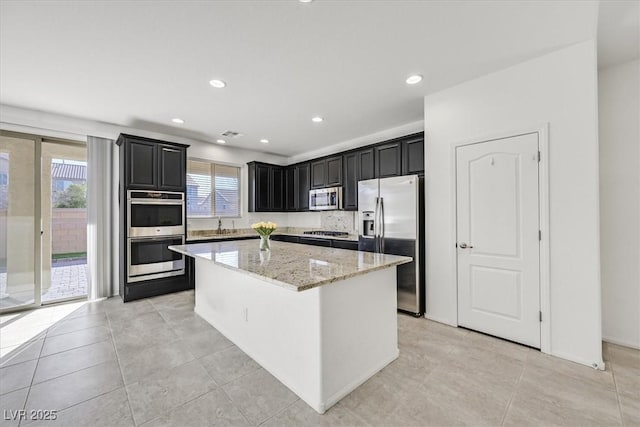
top-left (217, 217), bottom-right (223, 233)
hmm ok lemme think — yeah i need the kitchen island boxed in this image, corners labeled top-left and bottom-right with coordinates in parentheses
top-left (169, 240), bottom-right (411, 414)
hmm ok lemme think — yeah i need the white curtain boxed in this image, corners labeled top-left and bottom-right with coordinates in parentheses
top-left (86, 136), bottom-right (113, 300)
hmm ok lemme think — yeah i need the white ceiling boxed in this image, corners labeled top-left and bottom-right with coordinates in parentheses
top-left (0, 1), bottom-right (608, 157)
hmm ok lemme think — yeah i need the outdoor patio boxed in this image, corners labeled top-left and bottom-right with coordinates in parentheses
top-left (0, 259), bottom-right (87, 309)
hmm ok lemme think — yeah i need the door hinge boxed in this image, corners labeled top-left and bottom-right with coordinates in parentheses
top-left (537, 151), bottom-right (541, 162)
top-left (539, 230), bottom-right (542, 241)
top-left (539, 311), bottom-right (542, 322)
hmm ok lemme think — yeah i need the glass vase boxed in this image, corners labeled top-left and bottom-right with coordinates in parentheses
top-left (259, 235), bottom-right (270, 251)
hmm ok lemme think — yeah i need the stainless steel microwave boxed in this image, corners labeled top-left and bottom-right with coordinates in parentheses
top-left (309, 187), bottom-right (342, 211)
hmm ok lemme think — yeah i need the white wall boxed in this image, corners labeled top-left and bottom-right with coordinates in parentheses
top-left (598, 59), bottom-right (640, 349)
top-left (423, 40), bottom-right (603, 367)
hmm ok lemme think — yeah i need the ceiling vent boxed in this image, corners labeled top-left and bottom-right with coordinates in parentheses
top-left (221, 130), bottom-right (242, 138)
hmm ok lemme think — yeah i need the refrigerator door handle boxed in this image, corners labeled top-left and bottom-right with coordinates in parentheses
top-left (374, 197), bottom-right (380, 252)
top-left (380, 197), bottom-right (385, 253)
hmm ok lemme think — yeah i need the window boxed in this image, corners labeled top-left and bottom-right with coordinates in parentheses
top-left (187, 159), bottom-right (241, 217)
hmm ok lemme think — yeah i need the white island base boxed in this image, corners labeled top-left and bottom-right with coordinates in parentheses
top-left (194, 258), bottom-right (399, 414)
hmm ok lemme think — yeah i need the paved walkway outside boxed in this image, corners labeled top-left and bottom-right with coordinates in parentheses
top-left (0, 260), bottom-right (87, 309)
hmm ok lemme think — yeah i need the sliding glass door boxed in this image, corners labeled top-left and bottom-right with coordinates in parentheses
top-left (0, 133), bottom-right (38, 310)
top-left (0, 131), bottom-right (88, 313)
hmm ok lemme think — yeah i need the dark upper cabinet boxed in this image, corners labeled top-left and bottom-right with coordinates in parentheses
top-left (248, 162), bottom-right (285, 212)
top-left (375, 142), bottom-right (402, 178)
top-left (271, 167), bottom-right (284, 211)
top-left (254, 163), bottom-right (271, 211)
top-left (326, 156), bottom-right (342, 186)
top-left (343, 152), bottom-right (358, 211)
top-left (311, 160), bottom-right (326, 189)
top-left (297, 163), bottom-right (310, 211)
top-left (248, 132), bottom-right (422, 212)
top-left (359, 148), bottom-right (375, 180)
top-left (127, 139), bottom-right (157, 189)
top-left (343, 148), bottom-right (375, 211)
top-left (158, 144), bottom-right (185, 191)
top-left (118, 134), bottom-right (187, 191)
top-left (285, 166), bottom-right (296, 211)
top-left (311, 156), bottom-right (342, 189)
top-left (402, 136), bottom-right (424, 175)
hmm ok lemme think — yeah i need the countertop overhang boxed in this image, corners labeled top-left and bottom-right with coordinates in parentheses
top-left (169, 240), bottom-right (411, 292)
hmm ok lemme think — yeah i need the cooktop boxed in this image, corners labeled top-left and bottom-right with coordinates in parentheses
top-left (303, 230), bottom-right (350, 237)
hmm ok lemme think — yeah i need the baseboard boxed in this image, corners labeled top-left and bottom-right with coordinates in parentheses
top-left (424, 313), bottom-right (457, 327)
top-left (320, 350), bottom-right (399, 413)
top-left (551, 350), bottom-right (605, 371)
top-left (603, 336), bottom-right (640, 350)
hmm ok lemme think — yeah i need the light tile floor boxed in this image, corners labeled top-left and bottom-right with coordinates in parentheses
top-left (0, 290), bottom-right (637, 426)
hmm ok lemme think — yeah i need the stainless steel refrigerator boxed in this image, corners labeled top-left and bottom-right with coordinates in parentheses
top-left (358, 175), bottom-right (425, 316)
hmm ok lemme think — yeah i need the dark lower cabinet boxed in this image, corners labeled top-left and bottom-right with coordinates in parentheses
top-left (299, 236), bottom-right (333, 247)
top-left (331, 239), bottom-right (358, 250)
top-left (270, 234), bottom-right (300, 243)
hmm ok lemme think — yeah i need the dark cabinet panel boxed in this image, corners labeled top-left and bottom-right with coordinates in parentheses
top-left (127, 139), bottom-right (157, 189)
top-left (375, 142), bottom-right (402, 178)
top-left (359, 148), bottom-right (375, 181)
top-left (402, 137), bottom-right (424, 175)
top-left (299, 236), bottom-right (332, 247)
top-left (326, 156), bottom-right (342, 186)
top-left (255, 163), bottom-right (271, 211)
top-left (331, 240), bottom-right (358, 250)
top-left (343, 152), bottom-right (358, 211)
top-left (285, 167), bottom-right (296, 211)
top-left (120, 136), bottom-right (187, 192)
top-left (271, 167), bottom-right (284, 211)
top-left (297, 163), bottom-right (310, 211)
top-left (158, 144), bottom-right (185, 191)
top-left (270, 234), bottom-right (300, 243)
top-left (248, 162), bottom-right (285, 212)
top-left (311, 160), bottom-right (326, 189)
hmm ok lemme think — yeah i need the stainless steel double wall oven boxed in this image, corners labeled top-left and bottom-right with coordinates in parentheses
top-left (127, 191), bottom-right (185, 282)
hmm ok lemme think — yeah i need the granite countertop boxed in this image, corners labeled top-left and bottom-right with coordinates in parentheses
top-left (187, 229), bottom-right (359, 242)
top-left (169, 240), bottom-right (411, 292)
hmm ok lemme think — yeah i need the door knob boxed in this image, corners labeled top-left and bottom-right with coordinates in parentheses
top-left (459, 243), bottom-right (473, 249)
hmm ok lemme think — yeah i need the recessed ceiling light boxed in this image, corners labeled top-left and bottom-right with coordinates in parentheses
top-left (216, 139), bottom-right (226, 144)
top-left (405, 74), bottom-right (423, 85)
top-left (260, 139), bottom-right (269, 144)
top-left (209, 79), bottom-right (226, 88)
top-left (299, 0), bottom-right (313, 3)
top-left (311, 116), bottom-right (324, 123)
top-left (171, 118), bottom-right (184, 124)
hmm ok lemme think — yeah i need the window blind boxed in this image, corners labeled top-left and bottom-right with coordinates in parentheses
top-left (186, 160), bottom-right (240, 217)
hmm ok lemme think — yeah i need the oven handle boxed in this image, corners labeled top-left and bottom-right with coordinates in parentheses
top-left (128, 235), bottom-right (185, 242)
top-left (129, 199), bottom-right (184, 206)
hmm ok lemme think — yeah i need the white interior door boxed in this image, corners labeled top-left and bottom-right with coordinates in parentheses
top-left (456, 133), bottom-right (540, 348)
